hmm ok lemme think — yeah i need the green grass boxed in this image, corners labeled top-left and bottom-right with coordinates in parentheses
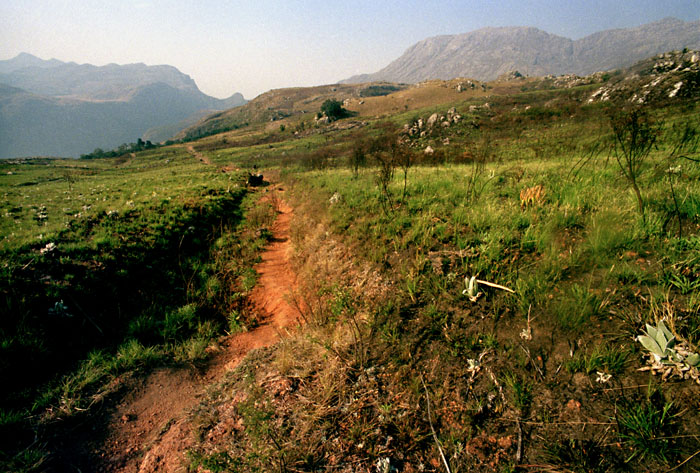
top-left (502, 371), bottom-right (533, 413)
top-left (616, 396), bottom-right (678, 464)
top-left (261, 94), bottom-right (700, 470)
top-left (0, 148), bottom-right (283, 470)
top-left (3, 69), bottom-right (700, 472)
top-left (565, 343), bottom-right (629, 375)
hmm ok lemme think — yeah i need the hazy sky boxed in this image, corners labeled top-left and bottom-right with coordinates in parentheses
top-left (1, 0), bottom-right (699, 99)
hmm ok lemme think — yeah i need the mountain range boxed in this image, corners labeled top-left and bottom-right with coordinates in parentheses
top-left (0, 54), bottom-right (246, 158)
top-left (3, 17), bottom-right (699, 158)
top-left (343, 17), bottom-right (700, 84)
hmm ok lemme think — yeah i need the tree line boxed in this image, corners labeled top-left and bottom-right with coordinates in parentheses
top-left (80, 138), bottom-right (157, 160)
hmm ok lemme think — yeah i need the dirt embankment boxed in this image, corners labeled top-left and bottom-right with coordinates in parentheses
top-left (90, 183), bottom-right (300, 472)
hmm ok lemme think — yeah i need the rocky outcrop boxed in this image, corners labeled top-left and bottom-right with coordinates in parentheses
top-left (403, 107), bottom-right (463, 138)
top-left (586, 50), bottom-right (700, 105)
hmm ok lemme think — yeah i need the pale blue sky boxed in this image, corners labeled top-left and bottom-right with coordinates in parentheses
top-left (1, 0), bottom-right (698, 99)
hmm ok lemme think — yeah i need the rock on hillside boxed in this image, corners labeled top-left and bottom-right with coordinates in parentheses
top-left (586, 50), bottom-right (700, 105)
top-left (343, 17), bottom-right (700, 84)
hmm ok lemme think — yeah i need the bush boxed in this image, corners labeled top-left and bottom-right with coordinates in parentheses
top-left (320, 99), bottom-right (349, 121)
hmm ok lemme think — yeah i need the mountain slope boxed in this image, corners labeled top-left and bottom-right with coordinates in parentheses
top-left (0, 54), bottom-right (199, 100)
top-left (0, 54), bottom-right (247, 158)
top-left (0, 52), bottom-right (63, 74)
top-left (343, 17), bottom-right (700, 84)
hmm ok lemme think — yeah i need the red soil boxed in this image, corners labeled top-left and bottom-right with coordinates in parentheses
top-left (92, 184), bottom-right (301, 472)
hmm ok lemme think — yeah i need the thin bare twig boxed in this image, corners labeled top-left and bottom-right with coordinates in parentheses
top-left (519, 344), bottom-right (544, 380)
top-left (516, 418), bottom-right (523, 463)
top-left (476, 279), bottom-right (515, 293)
top-left (420, 374), bottom-right (452, 473)
top-left (666, 448), bottom-right (700, 472)
top-left (501, 418), bottom-right (615, 426)
top-left (602, 383), bottom-right (652, 392)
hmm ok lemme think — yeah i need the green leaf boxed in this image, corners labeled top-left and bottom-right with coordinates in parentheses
top-left (657, 320), bottom-right (674, 342)
top-left (668, 350), bottom-right (682, 363)
top-left (638, 334), bottom-right (664, 357)
top-left (686, 353), bottom-right (700, 367)
top-left (657, 333), bottom-right (674, 353)
top-left (646, 324), bottom-right (658, 341)
top-left (657, 334), bottom-right (668, 352)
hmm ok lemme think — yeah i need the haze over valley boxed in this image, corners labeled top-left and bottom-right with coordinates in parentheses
top-left (0, 54), bottom-right (246, 158)
top-left (1, 14), bottom-right (699, 159)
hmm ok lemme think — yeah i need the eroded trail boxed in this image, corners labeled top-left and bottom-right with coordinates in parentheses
top-left (185, 144), bottom-right (212, 164)
top-left (93, 184), bottom-right (301, 472)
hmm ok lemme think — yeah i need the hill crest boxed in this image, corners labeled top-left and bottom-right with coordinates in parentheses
top-left (342, 17), bottom-right (700, 84)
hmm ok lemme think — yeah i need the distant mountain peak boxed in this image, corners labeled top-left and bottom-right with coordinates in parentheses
top-left (342, 17), bottom-right (700, 84)
top-left (0, 53), bottom-right (64, 74)
top-left (0, 56), bottom-right (247, 158)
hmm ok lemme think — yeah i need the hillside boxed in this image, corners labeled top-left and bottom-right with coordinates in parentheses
top-left (0, 54), bottom-right (247, 158)
top-left (182, 46), bottom-right (700, 143)
top-left (343, 17), bottom-right (700, 84)
top-left (1, 49), bottom-right (700, 472)
top-left (176, 82), bottom-right (411, 141)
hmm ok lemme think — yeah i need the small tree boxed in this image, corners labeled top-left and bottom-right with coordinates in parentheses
top-left (659, 113), bottom-right (700, 237)
top-left (320, 99), bottom-right (349, 121)
top-left (351, 142), bottom-right (367, 178)
top-left (396, 142), bottom-right (413, 203)
top-left (369, 129), bottom-right (397, 214)
top-left (609, 107), bottom-right (661, 220)
top-left (368, 124), bottom-right (413, 212)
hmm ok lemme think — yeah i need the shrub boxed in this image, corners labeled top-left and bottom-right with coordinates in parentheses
top-left (320, 99), bottom-right (349, 121)
top-left (609, 107), bottom-right (661, 219)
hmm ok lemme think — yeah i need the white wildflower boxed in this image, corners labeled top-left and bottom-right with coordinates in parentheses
top-left (375, 457), bottom-right (391, 473)
top-left (595, 371), bottom-right (612, 384)
top-left (40, 242), bottom-right (57, 254)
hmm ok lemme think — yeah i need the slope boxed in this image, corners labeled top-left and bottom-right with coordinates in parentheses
top-left (343, 17), bottom-right (700, 84)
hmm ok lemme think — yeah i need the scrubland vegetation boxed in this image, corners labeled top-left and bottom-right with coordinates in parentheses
top-left (1, 59), bottom-right (699, 472)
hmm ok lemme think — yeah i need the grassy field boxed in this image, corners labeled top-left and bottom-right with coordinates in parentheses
top-left (1, 61), bottom-right (699, 471)
top-left (0, 149), bottom-right (279, 470)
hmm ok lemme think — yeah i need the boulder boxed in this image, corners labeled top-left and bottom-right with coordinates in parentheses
top-left (427, 113), bottom-right (439, 128)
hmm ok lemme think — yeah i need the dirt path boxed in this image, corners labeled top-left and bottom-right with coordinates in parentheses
top-left (92, 183), bottom-right (301, 472)
top-left (185, 144), bottom-right (212, 165)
